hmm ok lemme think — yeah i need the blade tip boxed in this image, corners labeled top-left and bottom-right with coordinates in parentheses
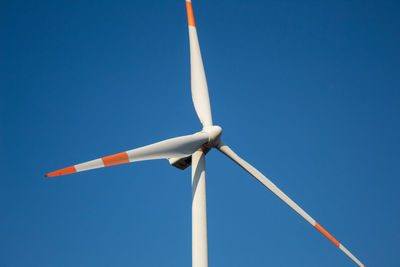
top-left (45, 172), bottom-right (58, 177)
top-left (45, 166), bottom-right (77, 177)
top-left (186, 1), bottom-right (196, 27)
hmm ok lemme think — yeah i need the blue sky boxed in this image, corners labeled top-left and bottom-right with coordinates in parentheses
top-left (1, 0), bottom-right (399, 266)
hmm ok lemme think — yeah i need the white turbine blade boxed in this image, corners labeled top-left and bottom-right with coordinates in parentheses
top-left (186, 0), bottom-right (213, 127)
top-left (217, 141), bottom-right (365, 267)
top-left (45, 132), bottom-right (209, 177)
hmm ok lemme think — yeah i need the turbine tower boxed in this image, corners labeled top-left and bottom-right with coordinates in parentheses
top-left (46, 1), bottom-right (365, 266)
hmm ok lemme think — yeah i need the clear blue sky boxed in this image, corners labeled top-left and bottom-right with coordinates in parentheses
top-left (1, 0), bottom-right (399, 266)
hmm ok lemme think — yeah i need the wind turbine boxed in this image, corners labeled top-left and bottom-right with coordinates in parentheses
top-left (45, 1), bottom-right (365, 266)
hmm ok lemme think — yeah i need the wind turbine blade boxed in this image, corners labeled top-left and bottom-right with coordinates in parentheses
top-left (45, 132), bottom-right (209, 177)
top-left (186, 0), bottom-right (213, 127)
top-left (216, 141), bottom-right (365, 267)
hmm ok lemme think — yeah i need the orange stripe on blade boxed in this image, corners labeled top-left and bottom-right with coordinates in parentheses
top-left (102, 152), bottom-right (129, 167)
top-left (45, 166), bottom-right (77, 177)
top-left (315, 223), bottom-right (340, 247)
top-left (186, 1), bottom-right (195, 27)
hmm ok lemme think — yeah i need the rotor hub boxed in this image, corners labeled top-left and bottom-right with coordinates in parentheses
top-left (202, 125), bottom-right (222, 147)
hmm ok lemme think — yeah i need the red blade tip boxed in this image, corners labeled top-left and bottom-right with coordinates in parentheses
top-left (45, 166), bottom-right (77, 177)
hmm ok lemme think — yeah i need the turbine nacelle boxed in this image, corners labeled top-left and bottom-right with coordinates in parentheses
top-left (169, 126), bottom-right (222, 170)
